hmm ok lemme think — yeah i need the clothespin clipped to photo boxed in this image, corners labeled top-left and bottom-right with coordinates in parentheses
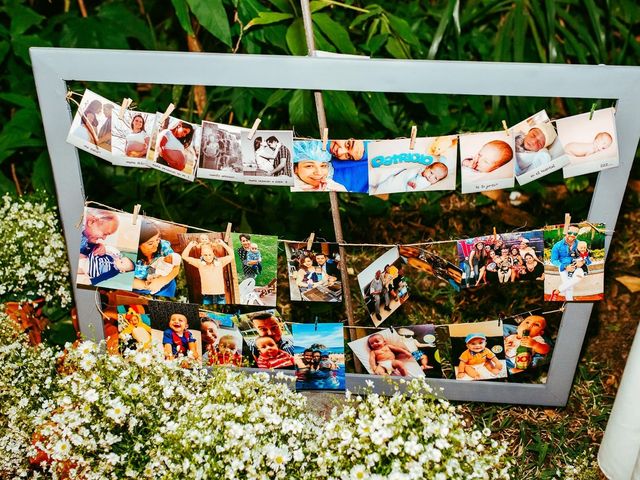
top-left (306, 232), bottom-right (315, 251)
top-left (563, 213), bottom-right (571, 234)
top-left (247, 118), bottom-right (261, 140)
top-left (223, 222), bottom-right (232, 243)
top-left (321, 128), bottom-right (329, 151)
top-left (409, 125), bottom-right (418, 150)
top-left (589, 103), bottom-right (597, 120)
top-left (131, 204), bottom-right (141, 225)
top-left (314, 316), bottom-right (318, 331)
top-left (159, 103), bottom-right (175, 128)
top-left (501, 120), bottom-right (510, 136)
top-left (119, 98), bottom-right (133, 120)
top-left (497, 312), bottom-right (506, 326)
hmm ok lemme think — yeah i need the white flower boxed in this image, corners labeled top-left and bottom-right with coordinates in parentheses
top-left (350, 464), bottom-right (368, 480)
top-left (84, 388), bottom-right (99, 403)
top-left (265, 445), bottom-right (290, 471)
top-left (106, 398), bottom-right (129, 423)
top-left (53, 440), bottom-right (71, 458)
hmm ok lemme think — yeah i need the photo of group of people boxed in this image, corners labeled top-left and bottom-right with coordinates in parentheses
top-left (284, 241), bottom-right (343, 302)
top-left (292, 322), bottom-right (345, 391)
top-left (460, 130), bottom-right (516, 194)
top-left (543, 222), bottom-right (605, 301)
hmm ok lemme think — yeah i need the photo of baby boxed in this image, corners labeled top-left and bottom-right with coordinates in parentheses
top-left (284, 241), bottom-right (343, 302)
top-left (241, 130), bottom-right (294, 186)
top-left (235, 309), bottom-right (294, 369)
top-left (447, 320), bottom-right (507, 381)
top-left (199, 311), bottom-right (243, 367)
top-left (197, 121), bottom-right (246, 182)
top-left (556, 107), bottom-right (619, 178)
top-left (511, 110), bottom-right (569, 185)
top-left (368, 136), bottom-right (458, 195)
top-left (110, 109), bottom-right (156, 168)
top-left (293, 322), bottom-right (345, 391)
top-left (76, 207), bottom-right (140, 291)
top-left (394, 325), bottom-right (441, 378)
top-left (147, 300), bottom-right (202, 362)
top-left (503, 313), bottom-right (553, 376)
top-left (150, 115), bottom-right (202, 181)
top-left (460, 131), bottom-right (515, 194)
top-left (347, 328), bottom-right (423, 377)
top-left (116, 304), bottom-right (153, 352)
top-left (232, 232), bottom-right (278, 307)
top-left (66, 89), bottom-right (118, 164)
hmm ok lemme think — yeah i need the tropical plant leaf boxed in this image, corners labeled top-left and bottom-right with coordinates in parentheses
top-left (309, 1), bottom-right (331, 13)
top-left (265, 0), bottom-right (294, 14)
top-left (312, 12), bottom-right (356, 54)
top-left (186, 0), bottom-right (232, 47)
top-left (31, 151), bottom-right (54, 193)
top-left (286, 19), bottom-right (307, 56)
top-left (170, 0), bottom-right (194, 36)
top-left (245, 11), bottom-right (294, 30)
top-left (363, 92), bottom-right (396, 131)
top-left (386, 12), bottom-right (419, 46)
top-left (7, 4), bottom-right (45, 36)
top-left (289, 90), bottom-right (315, 128)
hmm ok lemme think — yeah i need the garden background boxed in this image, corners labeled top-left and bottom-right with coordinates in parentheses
top-left (1, 0), bottom-right (639, 477)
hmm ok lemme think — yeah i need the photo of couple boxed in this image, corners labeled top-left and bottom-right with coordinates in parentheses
top-left (241, 130), bottom-right (294, 186)
top-left (284, 241), bottom-right (343, 302)
top-left (293, 322), bottom-right (345, 391)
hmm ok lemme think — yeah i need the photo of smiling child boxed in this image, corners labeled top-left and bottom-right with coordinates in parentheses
top-left (460, 131), bottom-right (515, 194)
top-left (235, 309), bottom-right (294, 369)
top-left (447, 320), bottom-right (507, 381)
top-left (291, 140), bottom-right (347, 192)
top-left (503, 313), bottom-right (553, 376)
top-left (111, 109), bottom-right (156, 168)
top-left (148, 301), bottom-right (202, 362)
top-left (556, 107), bottom-right (619, 178)
top-left (368, 136), bottom-right (458, 195)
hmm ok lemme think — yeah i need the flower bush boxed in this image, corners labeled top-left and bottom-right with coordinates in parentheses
top-left (0, 310), bottom-right (510, 479)
top-left (0, 194), bottom-right (72, 309)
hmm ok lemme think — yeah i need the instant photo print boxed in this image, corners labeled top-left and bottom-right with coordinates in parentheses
top-left (241, 130), bottom-right (294, 186)
top-left (284, 241), bottom-right (343, 302)
top-left (347, 328), bottom-right (423, 377)
top-left (394, 325), bottom-right (442, 378)
top-left (150, 115), bottom-right (201, 181)
top-left (460, 130), bottom-right (515, 194)
top-left (147, 300), bottom-right (202, 361)
top-left (235, 309), bottom-right (294, 370)
top-left (110, 109), bottom-right (156, 167)
top-left (197, 121), bottom-right (246, 181)
top-left (399, 246), bottom-right (462, 291)
top-left (326, 139), bottom-right (370, 193)
top-left (293, 322), bottom-right (345, 391)
top-left (231, 232), bottom-right (278, 307)
top-left (291, 140), bottom-right (346, 192)
top-left (199, 310), bottom-right (243, 367)
top-left (503, 312), bottom-right (555, 379)
top-left (116, 303), bottom-right (153, 352)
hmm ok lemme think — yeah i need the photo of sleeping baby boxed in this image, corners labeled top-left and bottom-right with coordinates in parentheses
top-left (460, 130), bottom-right (515, 194)
top-left (511, 110), bottom-right (569, 185)
top-left (235, 309), bottom-right (295, 369)
top-left (348, 328), bottom-right (424, 377)
top-left (367, 136), bottom-right (458, 195)
top-left (77, 207), bottom-right (140, 291)
top-left (447, 320), bottom-right (507, 381)
top-left (555, 107), bottom-right (619, 178)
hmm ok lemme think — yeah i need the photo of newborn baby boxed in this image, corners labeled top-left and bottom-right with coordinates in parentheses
top-left (459, 131), bottom-right (515, 194)
top-left (348, 328), bottom-right (424, 377)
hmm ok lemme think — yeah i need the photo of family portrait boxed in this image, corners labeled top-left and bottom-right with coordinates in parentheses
top-left (348, 328), bottom-right (424, 377)
top-left (199, 310), bottom-right (244, 367)
top-left (116, 303), bottom-right (153, 352)
top-left (357, 247), bottom-right (410, 327)
top-left (66, 89), bottom-right (118, 163)
top-left (460, 130), bottom-right (515, 194)
top-left (503, 313), bottom-right (554, 377)
top-left (292, 322), bottom-right (345, 391)
top-left (77, 207), bottom-right (140, 291)
top-left (456, 230), bottom-right (545, 288)
top-left (241, 130), bottom-right (294, 186)
top-left (543, 222), bottom-right (606, 302)
top-left (231, 232), bottom-right (278, 306)
top-left (235, 309), bottom-right (294, 369)
top-left (367, 136), bottom-right (458, 195)
top-left (150, 115), bottom-right (202, 181)
top-left (556, 107), bottom-right (619, 178)
top-left (110, 109), bottom-right (156, 168)
top-left (511, 110), bottom-right (568, 185)
top-left (284, 241), bottom-right (343, 302)
top-left (179, 232), bottom-right (240, 306)
top-left (399, 245), bottom-right (462, 291)
top-left (147, 301), bottom-right (202, 362)
top-left (197, 121), bottom-right (245, 181)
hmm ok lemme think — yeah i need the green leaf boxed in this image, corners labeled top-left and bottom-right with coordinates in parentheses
top-left (0, 171), bottom-right (15, 194)
top-left (427, 0), bottom-right (459, 60)
top-left (186, 0), bottom-right (232, 47)
top-left (513, 0), bottom-right (526, 61)
top-left (286, 19), bottom-right (307, 56)
top-left (312, 13), bottom-right (356, 54)
top-left (0, 40), bottom-right (9, 64)
top-left (363, 92), bottom-right (396, 131)
top-left (171, 0), bottom-right (194, 35)
top-left (0, 92), bottom-right (36, 109)
top-left (11, 33), bottom-right (51, 65)
top-left (309, 1), bottom-right (331, 13)
top-left (8, 4), bottom-right (45, 36)
top-left (31, 151), bottom-right (54, 193)
top-left (385, 36), bottom-right (409, 59)
top-left (324, 91), bottom-right (361, 131)
top-left (265, 0), bottom-right (294, 14)
top-left (289, 90), bottom-right (314, 127)
top-left (566, 176), bottom-right (590, 193)
top-left (258, 89), bottom-right (290, 117)
top-left (386, 13), bottom-right (419, 46)
top-left (366, 33), bottom-right (387, 54)
top-left (245, 11), bottom-right (294, 30)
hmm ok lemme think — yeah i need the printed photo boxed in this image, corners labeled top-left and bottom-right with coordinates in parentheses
top-left (292, 322), bottom-right (345, 391)
top-left (116, 303), bottom-right (153, 352)
top-left (150, 115), bottom-right (202, 181)
top-left (326, 139), bottom-right (370, 193)
top-left (368, 136), bottom-right (458, 195)
top-left (111, 109), bottom-right (156, 167)
top-left (241, 130), bottom-right (294, 186)
top-left (235, 309), bottom-right (294, 369)
top-left (399, 245), bottom-right (462, 291)
top-left (291, 140), bottom-right (346, 192)
top-left (132, 218), bottom-right (187, 299)
top-left (178, 232), bottom-right (240, 306)
top-left (284, 241), bottom-right (343, 302)
top-left (460, 130), bottom-right (515, 194)
top-left (197, 121), bottom-right (245, 181)
top-left (232, 232), bottom-right (278, 307)
top-left (544, 222), bottom-right (605, 302)
top-left (394, 325), bottom-right (442, 378)
top-left (66, 89), bottom-right (118, 163)
top-left (347, 328), bottom-right (423, 377)
top-left (556, 107), bottom-right (619, 178)
top-left (503, 313), bottom-right (554, 377)
top-left (456, 230), bottom-right (544, 288)
top-left (447, 320), bottom-right (507, 381)
top-left (77, 207), bottom-right (140, 291)
top-left (511, 110), bottom-right (568, 185)
top-left (147, 300), bottom-right (202, 361)
top-left (199, 310), bottom-right (244, 367)
top-left (357, 247), bottom-right (409, 327)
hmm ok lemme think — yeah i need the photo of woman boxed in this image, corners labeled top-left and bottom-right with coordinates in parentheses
top-left (241, 130), bottom-right (294, 186)
top-left (151, 115), bottom-right (201, 181)
top-left (111, 111), bottom-right (156, 167)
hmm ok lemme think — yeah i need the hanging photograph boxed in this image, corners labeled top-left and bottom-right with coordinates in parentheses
top-left (66, 89), bottom-right (118, 163)
top-left (511, 110), bottom-right (569, 185)
top-left (241, 130), bottom-right (294, 186)
top-left (116, 303), bottom-right (153, 352)
top-left (291, 140), bottom-right (346, 192)
top-left (368, 136), bottom-right (457, 195)
top-left (292, 322), bottom-right (345, 391)
top-left (197, 121), bottom-right (245, 181)
top-left (347, 328), bottom-right (423, 377)
top-left (199, 310), bottom-right (244, 367)
top-left (543, 222), bottom-right (605, 301)
top-left (326, 138), bottom-right (370, 193)
top-left (150, 115), bottom-right (202, 181)
top-left (284, 241), bottom-right (343, 302)
top-left (460, 130), bottom-right (515, 194)
top-left (446, 320), bottom-right (507, 381)
top-left (557, 107), bottom-right (619, 178)
top-left (77, 207), bottom-right (140, 291)
top-left (147, 301), bottom-right (202, 361)
top-left (110, 109), bottom-right (156, 167)
top-left (394, 324), bottom-right (442, 378)
top-left (231, 232), bottom-right (278, 306)
top-left (399, 246), bottom-right (462, 291)
top-left (503, 312), bottom-right (554, 377)
top-left (235, 309), bottom-right (294, 369)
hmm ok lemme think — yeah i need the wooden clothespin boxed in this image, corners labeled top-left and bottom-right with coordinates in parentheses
top-left (501, 120), bottom-right (509, 136)
top-left (321, 128), bottom-right (329, 151)
top-left (223, 222), bottom-right (232, 243)
top-left (589, 103), bottom-right (597, 120)
top-left (306, 232), bottom-right (315, 251)
top-left (247, 118), bottom-right (261, 140)
top-left (131, 204), bottom-right (141, 225)
top-left (159, 103), bottom-right (175, 127)
top-left (409, 125), bottom-right (418, 150)
top-left (563, 213), bottom-right (571, 234)
top-left (119, 98), bottom-right (133, 120)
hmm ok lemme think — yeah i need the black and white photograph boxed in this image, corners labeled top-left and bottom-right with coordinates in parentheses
top-left (197, 121), bottom-right (246, 181)
top-left (241, 129), bottom-right (294, 186)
